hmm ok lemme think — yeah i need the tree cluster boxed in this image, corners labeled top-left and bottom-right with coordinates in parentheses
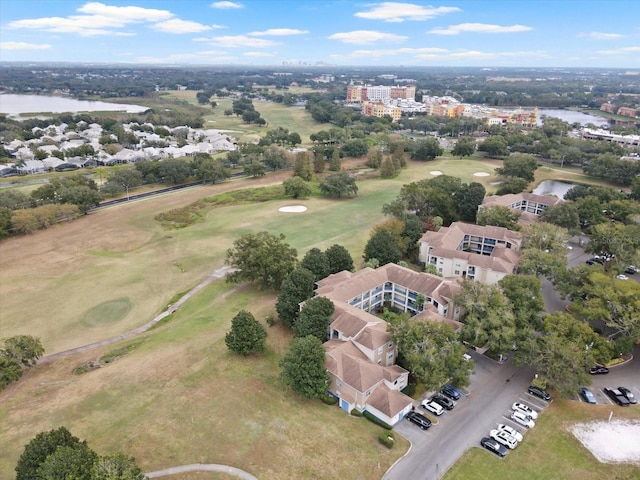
top-left (1, 335), bottom-right (44, 390)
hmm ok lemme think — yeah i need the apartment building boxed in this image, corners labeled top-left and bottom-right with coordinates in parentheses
top-left (362, 101), bottom-right (402, 122)
top-left (419, 222), bottom-right (523, 285)
top-left (480, 192), bottom-right (563, 224)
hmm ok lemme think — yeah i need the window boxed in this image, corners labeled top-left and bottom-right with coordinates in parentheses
top-left (388, 342), bottom-right (393, 349)
top-left (366, 390), bottom-right (371, 397)
top-left (454, 270), bottom-right (460, 275)
top-left (337, 380), bottom-right (342, 387)
top-left (378, 347), bottom-right (383, 355)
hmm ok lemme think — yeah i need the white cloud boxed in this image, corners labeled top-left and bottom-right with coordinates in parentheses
top-left (195, 35), bottom-right (277, 47)
top-left (328, 30), bottom-right (407, 45)
top-left (136, 50), bottom-right (237, 63)
top-left (334, 46), bottom-right (448, 59)
top-left (354, 2), bottom-right (460, 22)
top-left (152, 19), bottom-right (216, 34)
top-left (244, 51), bottom-right (276, 57)
top-left (0, 41), bottom-right (52, 50)
top-left (429, 23), bottom-right (533, 35)
top-left (597, 46), bottom-right (640, 55)
top-left (449, 50), bottom-right (496, 58)
top-left (579, 32), bottom-right (624, 40)
top-left (211, 1), bottom-right (243, 8)
top-left (77, 2), bottom-right (173, 22)
top-left (249, 28), bottom-right (309, 36)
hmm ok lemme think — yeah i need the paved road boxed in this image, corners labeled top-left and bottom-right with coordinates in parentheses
top-left (384, 352), bottom-right (537, 480)
top-left (38, 266), bottom-right (236, 364)
top-left (145, 463), bottom-right (257, 479)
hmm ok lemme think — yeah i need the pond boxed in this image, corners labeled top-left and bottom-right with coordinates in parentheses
top-left (0, 94), bottom-right (149, 115)
top-left (537, 108), bottom-right (610, 127)
top-left (532, 180), bottom-right (579, 199)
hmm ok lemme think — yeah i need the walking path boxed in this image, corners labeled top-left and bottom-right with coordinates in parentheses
top-left (38, 265), bottom-right (236, 364)
top-left (145, 463), bottom-right (258, 479)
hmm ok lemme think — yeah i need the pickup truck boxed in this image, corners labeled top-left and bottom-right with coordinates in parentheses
top-left (604, 387), bottom-right (631, 406)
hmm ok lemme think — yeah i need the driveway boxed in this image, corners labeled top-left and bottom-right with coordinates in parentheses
top-left (384, 352), bottom-right (537, 479)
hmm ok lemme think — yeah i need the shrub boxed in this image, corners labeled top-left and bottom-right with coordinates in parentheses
top-left (320, 394), bottom-right (338, 405)
top-left (378, 431), bottom-right (395, 449)
top-left (401, 383), bottom-right (416, 398)
top-left (363, 411), bottom-right (392, 430)
top-left (350, 409), bottom-right (363, 417)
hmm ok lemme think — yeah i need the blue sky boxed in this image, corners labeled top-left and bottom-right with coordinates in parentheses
top-left (1, 1), bottom-right (639, 68)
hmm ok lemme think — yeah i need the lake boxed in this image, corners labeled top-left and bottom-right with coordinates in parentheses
top-left (532, 180), bottom-right (579, 199)
top-left (537, 108), bottom-right (610, 127)
top-left (0, 94), bottom-right (149, 115)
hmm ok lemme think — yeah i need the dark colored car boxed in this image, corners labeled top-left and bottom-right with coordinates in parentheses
top-left (624, 265), bottom-right (636, 274)
top-left (618, 386), bottom-right (637, 405)
top-left (589, 365), bottom-right (609, 375)
top-left (431, 393), bottom-right (455, 410)
top-left (579, 387), bottom-right (597, 404)
top-left (604, 387), bottom-right (631, 407)
top-left (480, 437), bottom-right (508, 457)
top-left (406, 411), bottom-right (432, 430)
top-left (527, 385), bottom-right (551, 401)
top-left (586, 257), bottom-right (604, 266)
top-left (441, 384), bottom-right (461, 400)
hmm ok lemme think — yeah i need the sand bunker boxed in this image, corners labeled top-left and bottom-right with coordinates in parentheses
top-left (278, 205), bottom-right (307, 213)
top-left (474, 172), bottom-right (490, 177)
top-left (571, 420), bottom-right (640, 464)
top-left (429, 170), bottom-right (443, 176)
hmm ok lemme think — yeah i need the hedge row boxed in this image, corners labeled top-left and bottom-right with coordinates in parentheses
top-left (363, 410), bottom-right (392, 430)
top-left (378, 431), bottom-right (395, 449)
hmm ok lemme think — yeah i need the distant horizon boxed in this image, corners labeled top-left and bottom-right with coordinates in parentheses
top-left (1, 1), bottom-right (639, 68)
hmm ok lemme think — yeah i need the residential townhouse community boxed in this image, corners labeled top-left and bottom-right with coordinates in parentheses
top-left (315, 190), bottom-right (561, 425)
top-left (0, 121), bottom-right (236, 177)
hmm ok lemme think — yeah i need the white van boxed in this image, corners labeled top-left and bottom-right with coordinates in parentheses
top-left (420, 399), bottom-right (444, 416)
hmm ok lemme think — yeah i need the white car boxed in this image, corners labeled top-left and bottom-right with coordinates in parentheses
top-left (421, 399), bottom-right (444, 416)
top-left (490, 429), bottom-right (518, 449)
top-left (496, 424), bottom-right (523, 442)
top-left (511, 410), bottom-right (535, 429)
top-left (512, 402), bottom-right (538, 420)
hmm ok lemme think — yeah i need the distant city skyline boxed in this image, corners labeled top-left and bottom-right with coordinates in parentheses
top-left (1, 1), bottom-right (639, 68)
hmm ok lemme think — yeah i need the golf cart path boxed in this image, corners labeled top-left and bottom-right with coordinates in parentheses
top-left (38, 265), bottom-right (236, 364)
top-left (145, 463), bottom-right (257, 479)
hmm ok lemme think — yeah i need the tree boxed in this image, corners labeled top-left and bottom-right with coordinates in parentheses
top-left (194, 156), bottom-right (229, 184)
top-left (0, 207), bottom-right (12, 239)
top-left (495, 176), bottom-right (529, 195)
top-left (366, 147), bottom-right (383, 169)
top-left (476, 206), bottom-right (521, 230)
top-left (158, 158), bottom-right (192, 184)
top-left (282, 177), bottom-right (312, 199)
top-left (300, 248), bottom-right (330, 282)
top-left (226, 231), bottom-right (298, 290)
top-left (363, 229), bottom-right (401, 265)
top-left (101, 168), bottom-right (144, 198)
top-left (0, 355), bottom-right (22, 390)
top-left (293, 151), bottom-right (313, 181)
top-left (36, 443), bottom-right (98, 480)
top-left (499, 274), bottom-right (544, 342)
top-left (279, 335), bottom-right (329, 399)
top-left (479, 136), bottom-right (509, 157)
top-left (455, 182), bottom-right (486, 222)
top-left (379, 157), bottom-right (397, 178)
top-left (91, 453), bottom-right (145, 480)
top-left (515, 312), bottom-right (611, 397)
top-left (225, 310), bottom-right (267, 356)
top-left (294, 297), bottom-right (335, 341)
top-left (411, 137), bottom-right (443, 161)
top-left (539, 202), bottom-right (580, 232)
top-left (455, 281), bottom-right (516, 355)
top-left (15, 427), bottom-right (85, 480)
top-left (313, 151), bottom-right (325, 174)
top-left (276, 267), bottom-right (316, 328)
top-left (329, 148), bottom-right (342, 171)
top-left (263, 146), bottom-right (287, 171)
top-left (495, 154), bottom-right (538, 182)
top-left (1, 335), bottom-right (44, 367)
top-left (388, 315), bottom-right (472, 390)
top-left (319, 172), bottom-right (358, 198)
top-left (325, 244), bottom-right (354, 274)
top-left (586, 223), bottom-right (640, 270)
top-left (451, 137), bottom-right (476, 157)
top-left (244, 160), bottom-right (266, 178)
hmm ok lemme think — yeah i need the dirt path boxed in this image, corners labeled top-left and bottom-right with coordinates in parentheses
top-left (38, 265), bottom-right (236, 364)
top-left (145, 463), bottom-right (258, 479)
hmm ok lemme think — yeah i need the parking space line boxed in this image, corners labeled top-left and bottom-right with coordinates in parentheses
top-left (599, 388), bottom-right (615, 405)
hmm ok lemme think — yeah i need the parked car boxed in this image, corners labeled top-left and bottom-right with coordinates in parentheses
top-left (603, 387), bottom-right (631, 407)
top-left (589, 365), bottom-right (609, 375)
top-left (496, 424), bottom-right (523, 442)
top-left (490, 429), bottom-right (518, 449)
top-left (527, 385), bottom-right (551, 401)
top-left (618, 386), bottom-right (637, 405)
top-left (512, 402), bottom-right (539, 419)
top-left (431, 393), bottom-right (456, 410)
top-left (406, 410), bottom-right (432, 430)
top-left (480, 437), bottom-right (508, 457)
top-left (421, 399), bottom-right (444, 416)
top-left (616, 274), bottom-right (629, 280)
top-left (579, 387), bottom-right (597, 404)
top-left (441, 384), bottom-right (461, 400)
top-left (511, 410), bottom-right (535, 428)
top-left (624, 265), bottom-right (636, 274)
top-left (586, 257), bottom-right (604, 265)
